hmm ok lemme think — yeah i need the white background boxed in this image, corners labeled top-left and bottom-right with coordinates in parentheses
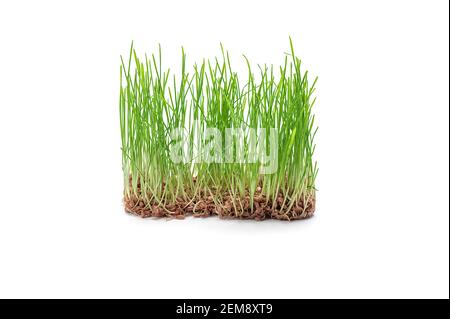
top-left (0, 0), bottom-right (448, 299)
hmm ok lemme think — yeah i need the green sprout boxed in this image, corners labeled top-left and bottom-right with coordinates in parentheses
top-left (119, 38), bottom-right (318, 220)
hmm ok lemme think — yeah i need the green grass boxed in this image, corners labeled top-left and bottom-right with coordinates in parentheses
top-left (119, 38), bottom-right (318, 220)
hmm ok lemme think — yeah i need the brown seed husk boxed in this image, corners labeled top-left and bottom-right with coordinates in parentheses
top-left (123, 178), bottom-right (315, 221)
